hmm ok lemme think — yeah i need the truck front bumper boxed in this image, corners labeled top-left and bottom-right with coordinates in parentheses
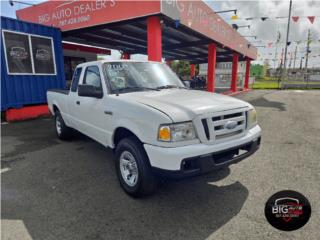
top-left (144, 124), bottom-right (261, 178)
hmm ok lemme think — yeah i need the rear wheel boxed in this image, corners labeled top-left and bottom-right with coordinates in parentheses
top-left (55, 111), bottom-right (72, 140)
top-left (115, 137), bottom-right (157, 197)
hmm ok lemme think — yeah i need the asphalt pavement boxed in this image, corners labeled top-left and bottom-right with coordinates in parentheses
top-left (1, 90), bottom-right (320, 240)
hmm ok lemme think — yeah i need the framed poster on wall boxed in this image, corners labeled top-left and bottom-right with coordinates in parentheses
top-left (30, 35), bottom-right (56, 74)
top-left (2, 30), bottom-right (56, 75)
top-left (2, 31), bottom-right (33, 74)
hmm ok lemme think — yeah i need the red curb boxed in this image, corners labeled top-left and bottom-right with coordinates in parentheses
top-left (6, 105), bottom-right (50, 122)
top-left (222, 88), bottom-right (252, 96)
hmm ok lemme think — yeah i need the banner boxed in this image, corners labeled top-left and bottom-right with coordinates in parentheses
top-left (16, 1), bottom-right (161, 31)
top-left (31, 36), bottom-right (55, 74)
top-left (3, 31), bottom-right (33, 74)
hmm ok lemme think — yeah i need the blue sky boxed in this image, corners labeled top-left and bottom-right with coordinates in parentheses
top-left (0, 0), bottom-right (41, 18)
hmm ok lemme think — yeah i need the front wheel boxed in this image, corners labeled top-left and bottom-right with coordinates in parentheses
top-left (115, 137), bottom-right (157, 197)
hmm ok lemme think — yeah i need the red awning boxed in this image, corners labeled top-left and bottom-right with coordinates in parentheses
top-left (63, 42), bottom-right (111, 55)
top-left (16, 0), bottom-right (257, 61)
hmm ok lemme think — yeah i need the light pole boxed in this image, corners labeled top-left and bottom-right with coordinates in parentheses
top-left (300, 57), bottom-right (304, 69)
top-left (241, 35), bottom-right (257, 39)
top-left (305, 29), bottom-right (311, 72)
top-left (293, 45), bottom-right (298, 69)
top-left (282, 0), bottom-right (293, 80)
top-left (305, 29), bottom-right (311, 87)
top-left (215, 9), bottom-right (237, 15)
top-left (9, 0), bottom-right (34, 6)
top-left (232, 24), bottom-right (250, 30)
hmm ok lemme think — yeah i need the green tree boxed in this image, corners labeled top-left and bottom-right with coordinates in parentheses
top-left (250, 64), bottom-right (265, 78)
top-left (170, 60), bottom-right (198, 78)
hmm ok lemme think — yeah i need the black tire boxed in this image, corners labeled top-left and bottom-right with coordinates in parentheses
top-left (115, 137), bottom-right (157, 197)
top-left (54, 110), bottom-right (73, 140)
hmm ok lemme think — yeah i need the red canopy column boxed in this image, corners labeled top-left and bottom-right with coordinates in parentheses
top-left (207, 43), bottom-right (217, 92)
top-left (147, 16), bottom-right (162, 62)
top-left (244, 58), bottom-right (251, 89)
top-left (122, 52), bottom-right (130, 59)
top-left (231, 52), bottom-right (239, 92)
top-left (190, 64), bottom-right (196, 78)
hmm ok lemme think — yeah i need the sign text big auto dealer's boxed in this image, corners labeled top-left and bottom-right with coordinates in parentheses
top-left (38, 0), bottom-right (116, 27)
top-left (16, 0), bottom-right (161, 31)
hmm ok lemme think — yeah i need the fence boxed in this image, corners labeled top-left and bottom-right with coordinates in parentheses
top-left (253, 71), bottom-right (320, 89)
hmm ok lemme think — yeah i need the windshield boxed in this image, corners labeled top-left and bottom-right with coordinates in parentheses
top-left (103, 62), bottom-right (185, 93)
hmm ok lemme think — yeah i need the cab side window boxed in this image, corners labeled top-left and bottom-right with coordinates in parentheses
top-left (83, 66), bottom-right (102, 89)
top-left (70, 67), bottom-right (82, 92)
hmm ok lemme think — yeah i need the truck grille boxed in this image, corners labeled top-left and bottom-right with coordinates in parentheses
top-left (200, 109), bottom-right (246, 142)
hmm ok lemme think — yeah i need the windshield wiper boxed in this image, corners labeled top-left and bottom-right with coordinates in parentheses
top-left (157, 85), bottom-right (187, 90)
top-left (115, 86), bottom-right (160, 93)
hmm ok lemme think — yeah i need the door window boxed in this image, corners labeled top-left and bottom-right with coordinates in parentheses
top-left (70, 67), bottom-right (82, 92)
top-left (83, 66), bottom-right (102, 89)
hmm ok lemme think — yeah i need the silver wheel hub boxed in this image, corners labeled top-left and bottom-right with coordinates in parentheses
top-left (119, 151), bottom-right (138, 187)
top-left (56, 116), bottom-right (62, 135)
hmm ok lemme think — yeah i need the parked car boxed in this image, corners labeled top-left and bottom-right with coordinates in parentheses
top-left (47, 60), bottom-right (261, 197)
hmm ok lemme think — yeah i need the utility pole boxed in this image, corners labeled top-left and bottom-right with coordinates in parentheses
top-left (305, 29), bottom-right (311, 72)
top-left (288, 52), bottom-right (292, 69)
top-left (280, 48), bottom-right (284, 69)
top-left (274, 31), bottom-right (280, 69)
top-left (305, 29), bottom-right (311, 86)
top-left (293, 45), bottom-right (298, 69)
top-left (300, 57), bottom-right (304, 69)
top-left (282, 0), bottom-right (292, 78)
top-left (274, 47), bottom-right (278, 69)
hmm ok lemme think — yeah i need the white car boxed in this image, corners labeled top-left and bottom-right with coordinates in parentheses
top-left (47, 60), bottom-right (261, 197)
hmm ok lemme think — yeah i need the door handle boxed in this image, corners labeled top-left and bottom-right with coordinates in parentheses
top-left (104, 110), bottom-right (113, 115)
top-left (76, 101), bottom-right (80, 105)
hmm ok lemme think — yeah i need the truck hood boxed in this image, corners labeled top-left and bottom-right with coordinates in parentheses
top-left (119, 89), bottom-right (250, 122)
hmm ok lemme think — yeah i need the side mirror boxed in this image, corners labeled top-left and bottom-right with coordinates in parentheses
top-left (78, 85), bottom-right (103, 98)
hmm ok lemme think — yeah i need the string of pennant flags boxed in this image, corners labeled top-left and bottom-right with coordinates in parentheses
top-left (262, 55), bottom-right (320, 60)
top-left (258, 48), bottom-right (320, 56)
top-left (260, 39), bottom-right (320, 48)
top-left (257, 53), bottom-right (320, 60)
top-left (259, 52), bottom-right (320, 57)
top-left (246, 29), bottom-right (320, 48)
top-left (230, 15), bottom-right (318, 24)
top-left (228, 14), bottom-right (320, 63)
top-left (260, 55), bottom-right (320, 62)
top-left (250, 40), bottom-right (320, 49)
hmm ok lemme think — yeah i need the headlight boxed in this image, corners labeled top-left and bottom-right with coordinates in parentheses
top-left (247, 108), bottom-right (257, 129)
top-left (158, 122), bottom-right (197, 142)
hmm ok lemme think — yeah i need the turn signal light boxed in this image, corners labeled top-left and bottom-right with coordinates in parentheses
top-left (158, 126), bottom-right (171, 141)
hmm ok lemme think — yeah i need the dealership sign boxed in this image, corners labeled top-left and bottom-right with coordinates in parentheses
top-left (37, 1), bottom-right (116, 27)
top-left (161, 0), bottom-right (257, 58)
top-left (17, 0), bottom-right (161, 30)
top-left (17, 0), bottom-right (257, 59)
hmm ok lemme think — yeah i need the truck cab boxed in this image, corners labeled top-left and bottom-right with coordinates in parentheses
top-left (47, 60), bottom-right (261, 197)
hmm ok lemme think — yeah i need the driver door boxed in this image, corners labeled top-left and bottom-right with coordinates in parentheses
top-left (76, 65), bottom-right (110, 145)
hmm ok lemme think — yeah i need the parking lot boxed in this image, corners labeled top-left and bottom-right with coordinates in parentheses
top-left (1, 90), bottom-right (320, 240)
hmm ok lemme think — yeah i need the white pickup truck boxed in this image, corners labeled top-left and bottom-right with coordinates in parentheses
top-left (47, 60), bottom-right (261, 197)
